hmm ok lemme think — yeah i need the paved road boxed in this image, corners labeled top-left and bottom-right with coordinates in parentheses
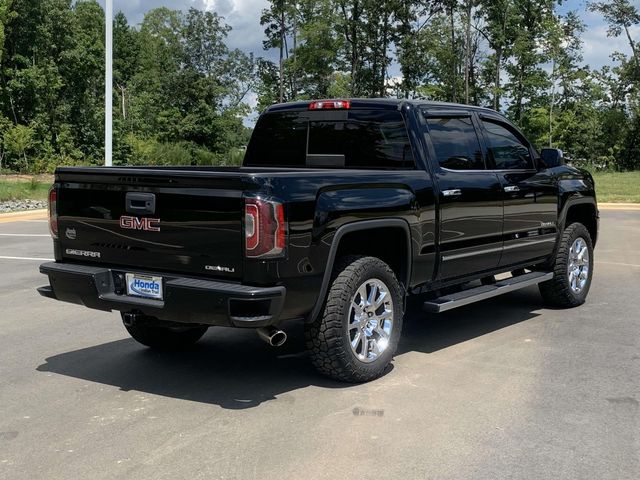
top-left (0, 211), bottom-right (638, 480)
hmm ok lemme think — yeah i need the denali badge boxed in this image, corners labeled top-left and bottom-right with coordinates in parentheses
top-left (205, 265), bottom-right (235, 273)
top-left (120, 216), bottom-right (160, 232)
top-left (66, 248), bottom-right (101, 258)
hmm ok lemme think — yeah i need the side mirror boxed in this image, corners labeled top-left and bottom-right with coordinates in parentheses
top-left (539, 148), bottom-right (565, 168)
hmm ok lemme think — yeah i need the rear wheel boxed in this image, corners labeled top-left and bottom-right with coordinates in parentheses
top-left (122, 314), bottom-right (208, 350)
top-left (305, 256), bottom-right (404, 383)
top-left (539, 222), bottom-right (594, 308)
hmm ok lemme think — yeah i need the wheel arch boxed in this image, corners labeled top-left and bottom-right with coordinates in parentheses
top-left (306, 219), bottom-right (412, 322)
top-left (561, 199), bottom-right (599, 246)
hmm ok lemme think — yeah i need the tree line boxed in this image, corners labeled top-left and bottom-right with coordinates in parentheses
top-left (0, 0), bottom-right (254, 172)
top-left (258, 0), bottom-right (640, 170)
top-left (0, 0), bottom-right (638, 173)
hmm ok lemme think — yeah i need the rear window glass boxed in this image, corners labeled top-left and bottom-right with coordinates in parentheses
top-left (244, 112), bottom-right (308, 167)
top-left (244, 109), bottom-right (415, 169)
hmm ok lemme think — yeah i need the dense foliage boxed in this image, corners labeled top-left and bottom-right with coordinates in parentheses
top-left (0, 0), bottom-right (638, 172)
top-left (0, 0), bottom-right (253, 172)
top-left (258, 0), bottom-right (640, 170)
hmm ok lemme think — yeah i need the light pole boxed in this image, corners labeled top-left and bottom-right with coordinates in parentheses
top-left (105, 0), bottom-right (113, 166)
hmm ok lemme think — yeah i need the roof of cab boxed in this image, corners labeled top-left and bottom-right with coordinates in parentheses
top-left (264, 98), bottom-right (500, 115)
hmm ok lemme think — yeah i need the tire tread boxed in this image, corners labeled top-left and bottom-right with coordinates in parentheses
top-left (305, 255), bottom-right (403, 382)
top-left (539, 222), bottom-right (593, 308)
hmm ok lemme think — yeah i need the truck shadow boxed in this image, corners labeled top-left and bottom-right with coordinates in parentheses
top-left (398, 287), bottom-right (543, 355)
top-left (37, 287), bottom-right (544, 409)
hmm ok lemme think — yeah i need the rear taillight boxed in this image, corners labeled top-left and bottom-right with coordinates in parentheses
top-left (48, 187), bottom-right (58, 239)
top-left (244, 198), bottom-right (286, 258)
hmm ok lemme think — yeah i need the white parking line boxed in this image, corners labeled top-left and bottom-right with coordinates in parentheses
top-left (0, 256), bottom-right (54, 261)
top-left (0, 234), bottom-right (50, 237)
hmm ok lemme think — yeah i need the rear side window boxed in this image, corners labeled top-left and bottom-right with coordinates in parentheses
top-left (244, 110), bottom-right (415, 169)
top-left (426, 117), bottom-right (484, 170)
top-left (481, 120), bottom-right (533, 170)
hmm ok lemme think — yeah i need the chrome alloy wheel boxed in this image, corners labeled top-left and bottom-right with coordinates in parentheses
top-left (568, 237), bottom-right (590, 294)
top-left (348, 278), bottom-right (394, 363)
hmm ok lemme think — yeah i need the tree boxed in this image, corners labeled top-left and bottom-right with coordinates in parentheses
top-left (4, 123), bottom-right (33, 170)
top-left (590, 0), bottom-right (640, 169)
top-left (544, 11), bottom-right (586, 147)
top-left (503, 0), bottom-right (555, 125)
top-left (0, 0), bottom-right (15, 65)
top-left (113, 11), bottom-right (139, 121)
top-left (476, 0), bottom-right (518, 109)
top-left (589, 0), bottom-right (639, 65)
top-left (395, 0), bottom-right (441, 97)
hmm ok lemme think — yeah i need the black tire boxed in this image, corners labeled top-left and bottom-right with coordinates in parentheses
top-left (122, 315), bottom-right (208, 350)
top-left (305, 256), bottom-right (404, 383)
top-left (539, 222), bottom-right (594, 308)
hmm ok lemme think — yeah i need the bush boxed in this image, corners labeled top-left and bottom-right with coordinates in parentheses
top-left (122, 134), bottom-right (244, 167)
top-left (3, 124), bottom-right (35, 172)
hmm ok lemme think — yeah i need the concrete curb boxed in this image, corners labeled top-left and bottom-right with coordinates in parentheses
top-left (598, 203), bottom-right (640, 211)
top-left (0, 209), bottom-right (48, 223)
top-left (0, 208), bottom-right (47, 217)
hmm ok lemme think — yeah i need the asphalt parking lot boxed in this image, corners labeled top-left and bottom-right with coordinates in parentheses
top-left (0, 210), bottom-right (638, 480)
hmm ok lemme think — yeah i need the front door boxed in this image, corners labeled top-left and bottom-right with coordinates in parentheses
top-left (478, 116), bottom-right (558, 267)
top-left (423, 111), bottom-right (503, 281)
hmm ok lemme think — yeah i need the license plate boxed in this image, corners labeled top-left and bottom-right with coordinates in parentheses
top-left (126, 273), bottom-right (163, 300)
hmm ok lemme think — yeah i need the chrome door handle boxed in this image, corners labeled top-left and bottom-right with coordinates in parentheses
top-left (504, 185), bottom-right (520, 193)
top-left (442, 189), bottom-right (462, 197)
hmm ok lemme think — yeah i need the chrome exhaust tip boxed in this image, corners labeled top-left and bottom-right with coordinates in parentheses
top-left (257, 327), bottom-right (287, 347)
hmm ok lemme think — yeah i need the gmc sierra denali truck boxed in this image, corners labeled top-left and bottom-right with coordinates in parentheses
top-left (39, 99), bottom-right (598, 382)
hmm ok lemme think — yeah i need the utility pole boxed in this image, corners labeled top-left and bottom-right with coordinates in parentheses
top-left (464, 0), bottom-right (471, 104)
top-left (105, 0), bottom-right (113, 166)
top-left (549, 55), bottom-right (556, 147)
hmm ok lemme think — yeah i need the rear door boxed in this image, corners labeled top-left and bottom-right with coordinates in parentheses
top-left (477, 115), bottom-right (558, 267)
top-left (423, 110), bottom-right (503, 280)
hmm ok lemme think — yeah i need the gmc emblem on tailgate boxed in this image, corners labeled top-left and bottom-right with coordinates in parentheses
top-left (119, 216), bottom-right (161, 232)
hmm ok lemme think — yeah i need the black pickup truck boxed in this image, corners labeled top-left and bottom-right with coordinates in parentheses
top-left (39, 99), bottom-right (598, 382)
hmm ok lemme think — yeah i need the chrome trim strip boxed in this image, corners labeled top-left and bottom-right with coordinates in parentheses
top-left (442, 237), bottom-right (555, 262)
top-left (442, 246), bottom-right (501, 261)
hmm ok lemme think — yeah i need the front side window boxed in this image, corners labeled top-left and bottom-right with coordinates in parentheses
top-left (426, 116), bottom-right (484, 170)
top-left (481, 120), bottom-right (533, 170)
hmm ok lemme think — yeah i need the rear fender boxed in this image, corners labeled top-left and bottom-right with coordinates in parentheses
top-left (306, 218), bottom-right (412, 323)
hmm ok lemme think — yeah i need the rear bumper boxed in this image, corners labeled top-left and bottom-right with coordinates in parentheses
top-left (38, 262), bottom-right (286, 328)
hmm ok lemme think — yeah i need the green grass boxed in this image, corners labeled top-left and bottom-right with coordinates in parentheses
top-left (591, 171), bottom-right (640, 203)
top-left (0, 178), bottom-right (51, 202)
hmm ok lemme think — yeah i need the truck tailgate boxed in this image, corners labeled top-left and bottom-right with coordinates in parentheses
top-left (55, 169), bottom-right (251, 280)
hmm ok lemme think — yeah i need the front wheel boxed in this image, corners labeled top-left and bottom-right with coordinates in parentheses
top-left (539, 222), bottom-right (594, 308)
top-left (122, 314), bottom-right (208, 350)
top-left (305, 256), bottom-right (404, 383)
